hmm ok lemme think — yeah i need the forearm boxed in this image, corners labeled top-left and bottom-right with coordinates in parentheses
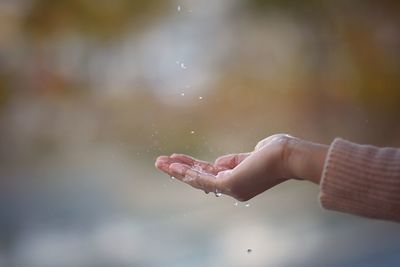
top-left (286, 138), bottom-right (329, 184)
top-left (320, 138), bottom-right (400, 222)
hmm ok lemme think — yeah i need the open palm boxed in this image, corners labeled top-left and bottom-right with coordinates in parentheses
top-left (155, 134), bottom-right (294, 201)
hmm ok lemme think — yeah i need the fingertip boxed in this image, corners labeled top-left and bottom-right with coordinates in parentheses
top-left (215, 153), bottom-right (250, 168)
top-left (215, 155), bottom-right (233, 166)
top-left (156, 164), bottom-right (170, 175)
top-left (155, 155), bottom-right (168, 168)
top-left (156, 155), bottom-right (169, 163)
top-left (155, 159), bottom-right (163, 170)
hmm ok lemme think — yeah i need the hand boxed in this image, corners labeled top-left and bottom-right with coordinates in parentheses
top-left (155, 134), bottom-right (310, 201)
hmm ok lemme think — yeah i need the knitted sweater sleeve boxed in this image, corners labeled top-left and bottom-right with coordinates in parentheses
top-left (320, 138), bottom-right (400, 222)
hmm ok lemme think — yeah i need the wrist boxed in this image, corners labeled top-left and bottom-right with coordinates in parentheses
top-left (285, 138), bottom-right (328, 184)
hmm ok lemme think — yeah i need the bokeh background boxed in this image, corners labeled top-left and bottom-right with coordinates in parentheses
top-left (1, 0), bottom-right (400, 266)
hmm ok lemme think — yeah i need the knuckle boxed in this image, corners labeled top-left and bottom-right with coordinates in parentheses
top-left (255, 139), bottom-right (266, 150)
top-left (255, 134), bottom-right (293, 151)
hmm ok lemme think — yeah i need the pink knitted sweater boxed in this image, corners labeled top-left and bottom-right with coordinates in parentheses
top-left (320, 138), bottom-right (400, 222)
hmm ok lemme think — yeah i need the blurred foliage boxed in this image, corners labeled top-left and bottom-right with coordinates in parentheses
top-left (0, 0), bottom-right (399, 164)
top-left (0, 86), bottom-right (11, 110)
top-left (247, 0), bottom-right (323, 14)
top-left (247, 0), bottom-right (400, 12)
top-left (24, 0), bottom-right (169, 39)
top-left (248, 0), bottom-right (400, 123)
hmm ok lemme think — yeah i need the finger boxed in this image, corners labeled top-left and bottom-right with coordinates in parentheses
top-left (170, 154), bottom-right (219, 175)
top-left (214, 153), bottom-right (251, 169)
top-left (169, 163), bottom-right (221, 194)
top-left (155, 155), bottom-right (191, 174)
top-left (155, 156), bottom-right (170, 172)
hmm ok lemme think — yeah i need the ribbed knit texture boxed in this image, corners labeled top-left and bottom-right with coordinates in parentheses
top-left (320, 138), bottom-right (400, 222)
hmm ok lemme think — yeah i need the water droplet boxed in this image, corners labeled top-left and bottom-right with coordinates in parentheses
top-left (245, 203), bottom-right (250, 207)
top-left (190, 130), bottom-right (195, 134)
top-left (204, 190), bottom-right (209, 194)
top-left (214, 189), bottom-right (222, 197)
top-left (247, 248), bottom-right (252, 254)
top-left (177, 5), bottom-right (181, 12)
top-left (181, 92), bottom-right (185, 96)
top-left (198, 96), bottom-right (203, 100)
top-left (193, 163), bottom-right (202, 172)
top-left (183, 174), bottom-right (194, 182)
top-left (233, 202), bottom-right (238, 206)
top-left (170, 176), bottom-right (175, 180)
top-left (180, 63), bottom-right (187, 69)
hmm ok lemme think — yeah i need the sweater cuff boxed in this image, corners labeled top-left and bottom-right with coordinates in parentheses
top-left (319, 138), bottom-right (400, 222)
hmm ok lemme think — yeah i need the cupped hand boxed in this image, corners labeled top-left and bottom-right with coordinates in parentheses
top-left (155, 134), bottom-right (297, 201)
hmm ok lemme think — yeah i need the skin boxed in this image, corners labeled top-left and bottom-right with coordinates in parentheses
top-left (155, 134), bottom-right (329, 202)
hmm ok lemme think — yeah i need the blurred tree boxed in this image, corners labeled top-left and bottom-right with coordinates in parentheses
top-left (23, 0), bottom-right (169, 39)
top-left (246, 0), bottom-right (324, 15)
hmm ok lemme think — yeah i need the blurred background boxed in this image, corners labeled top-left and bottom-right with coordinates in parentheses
top-left (1, 0), bottom-right (400, 266)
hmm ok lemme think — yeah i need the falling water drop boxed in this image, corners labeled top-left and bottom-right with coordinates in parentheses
top-left (214, 189), bottom-right (222, 197)
top-left (247, 249), bottom-right (252, 254)
top-left (245, 203), bottom-right (250, 207)
top-left (190, 130), bottom-right (195, 134)
top-left (177, 5), bottom-right (181, 12)
top-left (170, 176), bottom-right (175, 180)
top-left (181, 92), bottom-right (185, 96)
top-left (198, 96), bottom-right (203, 100)
top-left (180, 63), bottom-right (187, 69)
